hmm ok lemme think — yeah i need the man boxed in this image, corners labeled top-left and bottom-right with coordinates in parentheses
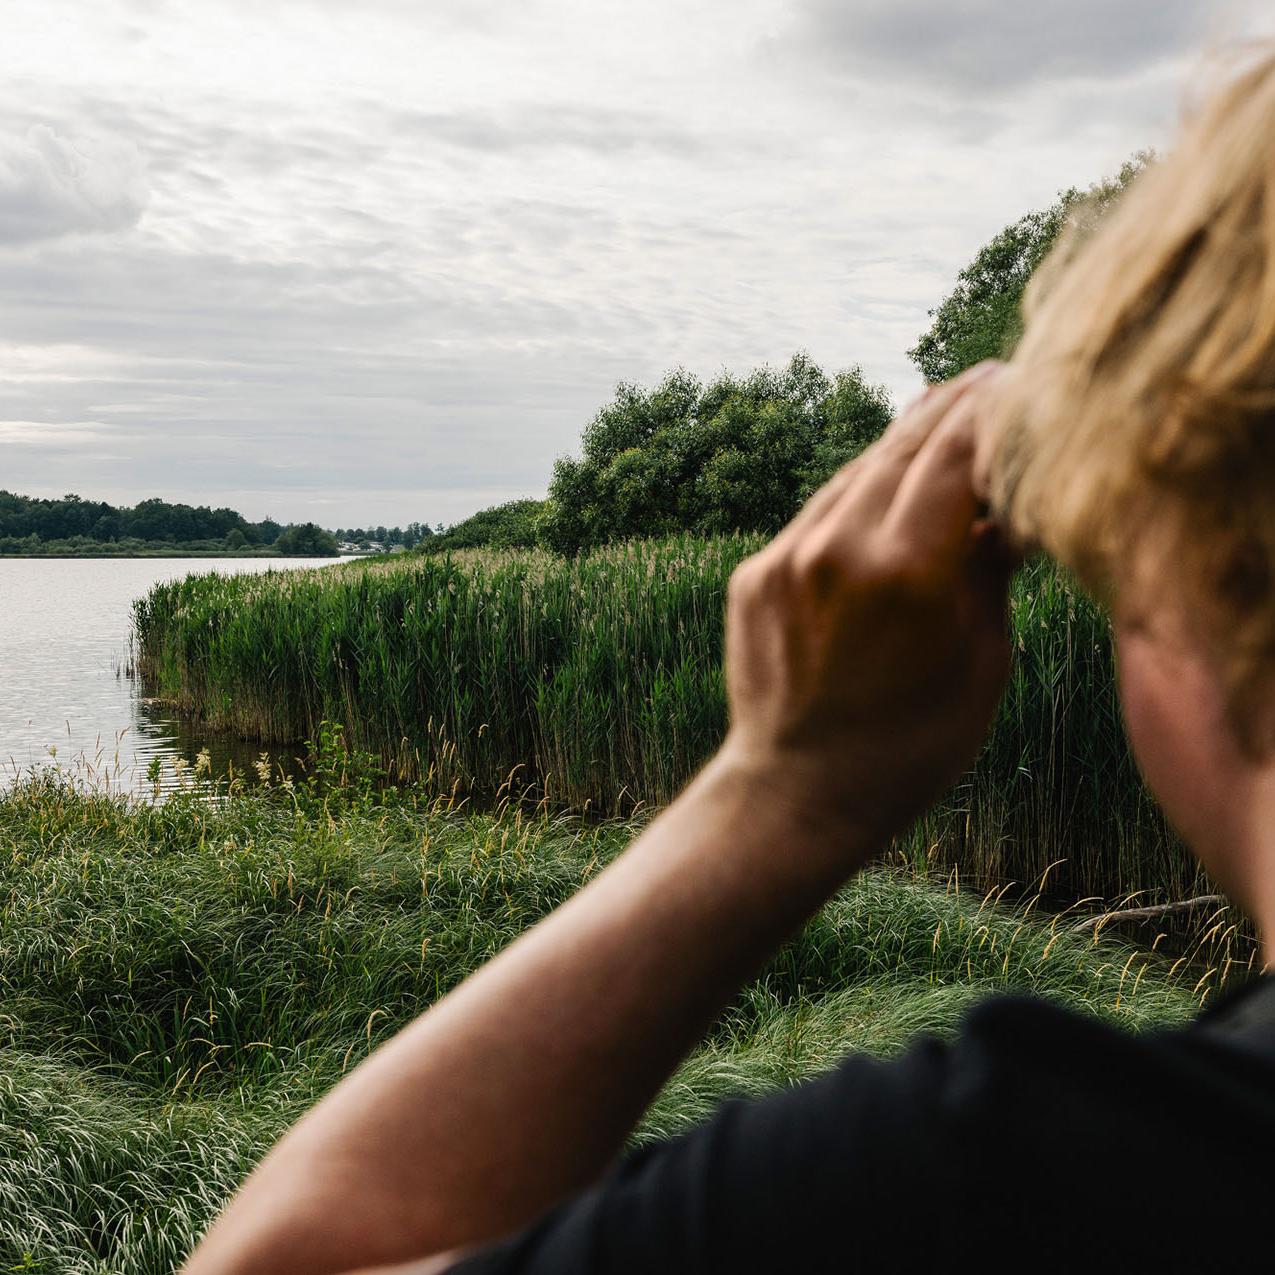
top-left (181, 360), bottom-right (1275, 1273)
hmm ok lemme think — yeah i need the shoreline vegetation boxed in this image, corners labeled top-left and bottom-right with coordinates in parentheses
top-left (0, 492), bottom-right (428, 558)
top-left (0, 764), bottom-right (1249, 1271)
top-left (4, 543), bottom-right (289, 558)
top-left (133, 543), bottom-right (1197, 906)
top-left (3, 544), bottom-right (408, 558)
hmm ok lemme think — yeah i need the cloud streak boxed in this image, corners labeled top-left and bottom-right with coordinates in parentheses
top-left (781, 0), bottom-right (1206, 93)
top-left (0, 126), bottom-right (149, 244)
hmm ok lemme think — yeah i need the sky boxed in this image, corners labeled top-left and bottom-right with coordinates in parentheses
top-left (1, 0), bottom-right (1271, 528)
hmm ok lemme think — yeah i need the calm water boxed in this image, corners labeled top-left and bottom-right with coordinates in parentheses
top-left (0, 557), bottom-right (342, 792)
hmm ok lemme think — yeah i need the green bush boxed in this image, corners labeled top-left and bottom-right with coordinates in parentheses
top-left (539, 354), bottom-right (893, 554)
top-left (274, 523), bottom-right (339, 556)
top-left (422, 499), bottom-right (546, 553)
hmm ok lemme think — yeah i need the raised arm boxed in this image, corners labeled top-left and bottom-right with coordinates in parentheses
top-left (181, 362), bottom-right (1012, 1275)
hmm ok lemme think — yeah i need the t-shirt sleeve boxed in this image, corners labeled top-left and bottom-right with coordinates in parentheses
top-left (445, 1030), bottom-right (968, 1274)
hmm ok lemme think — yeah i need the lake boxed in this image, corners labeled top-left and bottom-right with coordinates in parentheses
top-left (1, 557), bottom-right (343, 792)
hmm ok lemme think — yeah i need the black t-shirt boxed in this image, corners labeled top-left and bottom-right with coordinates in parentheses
top-left (449, 977), bottom-right (1275, 1273)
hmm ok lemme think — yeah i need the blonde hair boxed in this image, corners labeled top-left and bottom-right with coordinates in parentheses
top-left (985, 44), bottom-right (1275, 752)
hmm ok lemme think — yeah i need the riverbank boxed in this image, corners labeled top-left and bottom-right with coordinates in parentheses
top-left (0, 771), bottom-right (1232, 1272)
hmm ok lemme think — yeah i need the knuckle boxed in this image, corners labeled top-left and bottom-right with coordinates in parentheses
top-left (933, 414), bottom-right (977, 461)
top-left (728, 553), bottom-right (778, 605)
top-left (865, 533), bottom-right (932, 596)
top-left (790, 535), bottom-right (833, 578)
top-left (790, 534), bottom-right (846, 598)
top-left (728, 559), bottom-right (759, 602)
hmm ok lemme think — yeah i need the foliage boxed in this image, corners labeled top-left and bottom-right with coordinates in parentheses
top-left (296, 720), bottom-right (393, 814)
top-left (0, 490), bottom-right (284, 550)
top-left (909, 155), bottom-right (1152, 382)
top-left (0, 535), bottom-right (282, 558)
top-left (0, 492), bottom-right (433, 557)
top-left (273, 522), bottom-right (339, 557)
top-left (538, 354), bottom-right (893, 554)
top-left (421, 499), bottom-right (547, 553)
top-left (137, 545), bottom-right (1206, 903)
top-left (0, 774), bottom-right (1231, 1271)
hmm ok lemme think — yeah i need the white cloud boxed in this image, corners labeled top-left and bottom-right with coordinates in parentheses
top-left (0, 127), bottom-right (149, 243)
top-left (0, 419), bottom-right (118, 447)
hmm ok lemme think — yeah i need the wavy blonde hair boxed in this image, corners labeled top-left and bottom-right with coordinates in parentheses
top-left (985, 44), bottom-right (1275, 752)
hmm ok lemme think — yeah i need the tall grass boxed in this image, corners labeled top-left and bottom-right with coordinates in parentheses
top-left (133, 538), bottom-right (735, 813)
top-left (134, 540), bottom-right (1196, 903)
top-left (0, 775), bottom-right (1233, 1271)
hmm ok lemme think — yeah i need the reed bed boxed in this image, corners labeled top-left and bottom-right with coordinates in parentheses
top-left (134, 540), bottom-right (1197, 903)
top-left (0, 775), bottom-right (1233, 1272)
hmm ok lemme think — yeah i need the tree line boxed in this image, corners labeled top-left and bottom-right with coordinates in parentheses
top-left (0, 492), bottom-right (282, 545)
top-left (0, 492), bottom-right (350, 556)
top-left (333, 523), bottom-right (434, 549)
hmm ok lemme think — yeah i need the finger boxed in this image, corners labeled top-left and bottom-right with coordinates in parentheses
top-left (971, 517), bottom-right (1025, 579)
top-left (969, 518), bottom-right (1022, 617)
top-left (875, 361), bottom-right (1002, 461)
top-left (846, 361), bottom-right (1003, 525)
top-left (970, 369), bottom-right (1014, 505)
top-left (882, 392), bottom-right (984, 570)
top-left (773, 386), bottom-right (949, 543)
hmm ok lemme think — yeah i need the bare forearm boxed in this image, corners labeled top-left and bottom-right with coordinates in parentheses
top-left (182, 750), bottom-right (873, 1275)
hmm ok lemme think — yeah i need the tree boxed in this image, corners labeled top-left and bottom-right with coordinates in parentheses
top-left (224, 528), bottom-right (248, 550)
top-left (909, 154), bottom-right (1152, 382)
top-left (422, 500), bottom-right (547, 553)
top-left (538, 353), bottom-right (893, 554)
top-left (275, 523), bottom-right (339, 556)
top-left (253, 518), bottom-right (284, 545)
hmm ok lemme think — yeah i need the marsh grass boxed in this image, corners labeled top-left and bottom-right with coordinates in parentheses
top-left (0, 774), bottom-right (1247, 1271)
top-left (135, 542), bottom-right (1197, 903)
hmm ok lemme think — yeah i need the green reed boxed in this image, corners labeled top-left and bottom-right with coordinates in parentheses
top-left (134, 541), bottom-right (1200, 903)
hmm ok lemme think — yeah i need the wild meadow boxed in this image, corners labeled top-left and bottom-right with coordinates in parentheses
top-left (134, 541), bottom-right (1196, 904)
top-left (0, 765), bottom-right (1245, 1272)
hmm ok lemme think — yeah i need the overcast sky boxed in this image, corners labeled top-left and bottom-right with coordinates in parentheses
top-left (1, 0), bottom-right (1270, 527)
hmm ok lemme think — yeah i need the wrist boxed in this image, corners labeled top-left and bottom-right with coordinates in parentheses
top-left (700, 737), bottom-right (884, 881)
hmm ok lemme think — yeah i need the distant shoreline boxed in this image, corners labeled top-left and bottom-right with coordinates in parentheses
top-left (0, 549), bottom-right (356, 560)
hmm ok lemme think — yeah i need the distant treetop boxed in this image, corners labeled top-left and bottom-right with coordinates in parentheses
top-left (909, 154), bottom-right (1153, 383)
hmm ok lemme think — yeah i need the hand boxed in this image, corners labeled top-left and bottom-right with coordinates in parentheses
top-left (720, 361), bottom-right (1015, 855)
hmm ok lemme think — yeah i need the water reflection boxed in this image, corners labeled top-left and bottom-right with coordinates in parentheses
top-left (133, 697), bottom-right (314, 792)
top-left (0, 556), bottom-right (345, 794)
